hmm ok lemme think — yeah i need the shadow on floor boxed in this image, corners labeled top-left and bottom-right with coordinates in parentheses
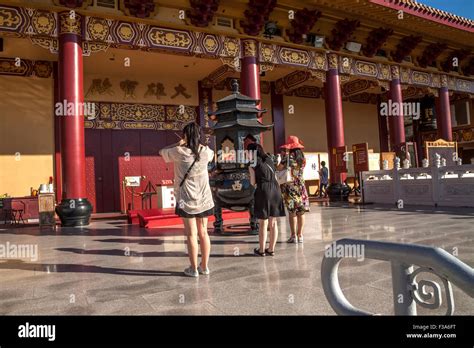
top-left (0, 225), bottom-right (266, 237)
top-left (317, 202), bottom-right (474, 217)
top-left (93, 238), bottom-right (270, 246)
top-left (56, 247), bottom-right (257, 258)
top-left (0, 227), bottom-right (150, 237)
top-left (0, 260), bottom-right (184, 277)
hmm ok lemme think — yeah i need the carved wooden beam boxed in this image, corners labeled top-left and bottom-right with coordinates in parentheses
top-left (239, 0), bottom-right (277, 36)
top-left (403, 86), bottom-right (433, 100)
top-left (123, 0), bottom-right (156, 18)
top-left (362, 27), bottom-right (393, 58)
top-left (54, 0), bottom-right (92, 8)
top-left (462, 57), bottom-right (474, 76)
top-left (286, 8), bottom-right (321, 45)
top-left (0, 57), bottom-right (53, 78)
top-left (441, 49), bottom-right (470, 73)
top-left (274, 70), bottom-right (312, 94)
top-left (187, 0), bottom-right (220, 28)
top-left (391, 35), bottom-right (422, 63)
top-left (342, 79), bottom-right (379, 97)
top-left (286, 85), bottom-right (322, 99)
top-left (418, 42), bottom-right (447, 68)
top-left (327, 18), bottom-right (360, 51)
top-left (201, 64), bottom-right (236, 88)
top-left (346, 93), bottom-right (378, 104)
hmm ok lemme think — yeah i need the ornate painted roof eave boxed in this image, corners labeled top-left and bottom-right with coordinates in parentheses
top-left (2, 2), bottom-right (470, 51)
top-left (0, 4), bottom-right (473, 94)
top-left (308, 0), bottom-right (473, 50)
top-left (369, 0), bottom-right (474, 33)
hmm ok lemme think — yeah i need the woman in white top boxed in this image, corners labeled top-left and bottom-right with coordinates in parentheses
top-left (160, 122), bottom-right (215, 277)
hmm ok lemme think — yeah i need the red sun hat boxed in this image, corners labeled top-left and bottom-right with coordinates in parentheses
top-left (280, 135), bottom-right (304, 150)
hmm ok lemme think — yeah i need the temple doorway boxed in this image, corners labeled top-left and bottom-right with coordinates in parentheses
top-left (85, 128), bottom-right (176, 213)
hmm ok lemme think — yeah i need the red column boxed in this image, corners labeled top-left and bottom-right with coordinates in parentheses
top-left (324, 55), bottom-right (346, 184)
top-left (55, 12), bottom-right (92, 226)
top-left (59, 15), bottom-right (86, 199)
top-left (388, 67), bottom-right (406, 150)
top-left (240, 39), bottom-right (261, 106)
top-left (437, 86), bottom-right (453, 141)
top-left (240, 39), bottom-right (263, 145)
top-left (53, 62), bottom-right (62, 203)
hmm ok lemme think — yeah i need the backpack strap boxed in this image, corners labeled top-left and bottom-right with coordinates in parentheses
top-left (179, 146), bottom-right (203, 188)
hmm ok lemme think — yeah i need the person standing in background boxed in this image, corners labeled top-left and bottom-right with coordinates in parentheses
top-left (319, 161), bottom-right (329, 198)
top-left (277, 136), bottom-right (309, 244)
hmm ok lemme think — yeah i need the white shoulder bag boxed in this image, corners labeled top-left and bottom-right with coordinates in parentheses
top-left (275, 155), bottom-right (292, 185)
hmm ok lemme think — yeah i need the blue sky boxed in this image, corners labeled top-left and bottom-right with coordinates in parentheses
top-left (417, 0), bottom-right (474, 19)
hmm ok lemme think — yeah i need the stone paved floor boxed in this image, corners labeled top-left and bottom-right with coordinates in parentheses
top-left (0, 203), bottom-right (473, 315)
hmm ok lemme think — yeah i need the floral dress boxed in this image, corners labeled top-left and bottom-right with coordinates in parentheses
top-left (280, 155), bottom-right (310, 214)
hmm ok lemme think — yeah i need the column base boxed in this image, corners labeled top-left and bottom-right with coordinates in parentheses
top-left (56, 198), bottom-right (93, 227)
top-left (327, 183), bottom-right (351, 202)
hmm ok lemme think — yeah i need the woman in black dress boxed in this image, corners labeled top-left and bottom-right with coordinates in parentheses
top-left (247, 143), bottom-right (286, 256)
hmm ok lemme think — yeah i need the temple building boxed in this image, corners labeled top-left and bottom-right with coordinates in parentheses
top-left (0, 0), bottom-right (473, 223)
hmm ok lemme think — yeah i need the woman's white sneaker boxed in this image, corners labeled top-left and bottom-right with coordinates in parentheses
top-left (198, 265), bottom-right (210, 275)
top-left (184, 266), bottom-right (199, 277)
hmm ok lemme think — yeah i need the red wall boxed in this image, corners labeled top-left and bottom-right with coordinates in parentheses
top-left (85, 129), bottom-right (175, 213)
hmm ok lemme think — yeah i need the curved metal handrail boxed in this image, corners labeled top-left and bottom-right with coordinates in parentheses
top-left (321, 238), bottom-right (474, 315)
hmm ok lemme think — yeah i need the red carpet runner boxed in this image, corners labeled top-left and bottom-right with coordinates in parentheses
top-left (128, 208), bottom-right (249, 228)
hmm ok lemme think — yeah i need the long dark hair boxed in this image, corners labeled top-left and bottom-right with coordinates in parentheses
top-left (182, 122), bottom-right (201, 160)
top-left (247, 143), bottom-right (268, 161)
top-left (290, 148), bottom-right (305, 167)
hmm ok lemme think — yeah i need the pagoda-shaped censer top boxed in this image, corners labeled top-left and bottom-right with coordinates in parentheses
top-left (208, 79), bottom-right (273, 234)
top-left (210, 79), bottom-right (272, 133)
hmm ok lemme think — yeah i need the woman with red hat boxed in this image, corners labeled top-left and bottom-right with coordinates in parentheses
top-left (277, 136), bottom-right (309, 243)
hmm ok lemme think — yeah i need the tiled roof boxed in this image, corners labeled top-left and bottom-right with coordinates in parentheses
top-left (373, 0), bottom-right (474, 31)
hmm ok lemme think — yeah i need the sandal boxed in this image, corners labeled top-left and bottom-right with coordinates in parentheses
top-left (254, 247), bottom-right (265, 257)
top-left (265, 248), bottom-right (275, 256)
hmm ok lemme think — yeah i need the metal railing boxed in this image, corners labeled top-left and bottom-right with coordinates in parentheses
top-left (321, 238), bottom-right (474, 315)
